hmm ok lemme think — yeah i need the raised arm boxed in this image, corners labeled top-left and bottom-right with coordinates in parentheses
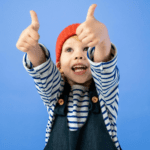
top-left (16, 10), bottom-right (46, 67)
top-left (17, 11), bottom-right (64, 112)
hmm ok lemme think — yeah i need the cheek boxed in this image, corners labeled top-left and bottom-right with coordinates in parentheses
top-left (60, 60), bottom-right (67, 70)
top-left (60, 55), bottom-right (70, 66)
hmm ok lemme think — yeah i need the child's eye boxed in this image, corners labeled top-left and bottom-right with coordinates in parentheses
top-left (84, 47), bottom-right (89, 51)
top-left (66, 48), bottom-right (72, 52)
top-left (66, 47), bottom-right (89, 52)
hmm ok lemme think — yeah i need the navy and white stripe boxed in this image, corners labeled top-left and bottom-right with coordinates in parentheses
top-left (22, 43), bottom-right (121, 150)
top-left (87, 44), bottom-right (120, 149)
top-left (67, 85), bottom-right (89, 130)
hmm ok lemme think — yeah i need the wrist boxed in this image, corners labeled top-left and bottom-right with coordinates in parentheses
top-left (94, 37), bottom-right (111, 62)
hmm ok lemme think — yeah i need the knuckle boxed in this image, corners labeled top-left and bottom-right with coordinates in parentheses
top-left (33, 34), bottom-right (39, 40)
top-left (85, 28), bottom-right (91, 33)
top-left (16, 41), bottom-right (21, 49)
top-left (82, 39), bottom-right (86, 44)
top-left (28, 26), bottom-right (35, 35)
top-left (36, 33), bottom-right (40, 40)
top-left (30, 31), bottom-right (39, 40)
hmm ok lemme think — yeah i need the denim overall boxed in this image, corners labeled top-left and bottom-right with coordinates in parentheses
top-left (44, 80), bottom-right (121, 150)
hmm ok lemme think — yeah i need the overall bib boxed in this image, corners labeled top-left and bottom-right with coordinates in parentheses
top-left (44, 80), bottom-right (121, 150)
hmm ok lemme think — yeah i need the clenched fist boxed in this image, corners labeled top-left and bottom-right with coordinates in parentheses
top-left (76, 4), bottom-right (109, 47)
top-left (16, 10), bottom-right (40, 53)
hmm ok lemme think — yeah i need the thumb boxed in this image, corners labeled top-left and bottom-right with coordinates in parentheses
top-left (30, 10), bottom-right (40, 31)
top-left (86, 4), bottom-right (97, 21)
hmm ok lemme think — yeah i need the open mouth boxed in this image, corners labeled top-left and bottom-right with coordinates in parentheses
top-left (72, 66), bottom-right (87, 72)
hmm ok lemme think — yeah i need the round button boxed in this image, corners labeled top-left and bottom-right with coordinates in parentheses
top-left (58, 99), bottom-right (64, 105)
top-left (92, 96), bottom-right (98, 103)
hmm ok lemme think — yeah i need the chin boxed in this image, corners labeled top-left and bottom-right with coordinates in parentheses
top-left (67, 76), bottom-right (93, 87)
top-left (66, 78), bottom-right (85, 86)
top-left (73, 80), bottom-right (85, 84)
top-left (74, 81), bottom-right (85, 85)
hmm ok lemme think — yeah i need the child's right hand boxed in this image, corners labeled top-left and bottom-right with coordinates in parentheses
top-left (16, 10), bottom-right (40, 53)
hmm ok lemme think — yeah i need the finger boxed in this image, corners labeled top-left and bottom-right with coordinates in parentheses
top-left (16, 41), bottom-right (32, 52)
top-left (87, 39), bottom-right (98, 47)
top-left (86, 4), bottom-right (97, 21)
top-left (17, 46), bottom-right (28, 52)
top-left (30, 10), bottom-right (40, 31)
top-left (28, 25), bottom-right (40, 41)
top-left (76, 23), bottom-right (84, 36)
top-left (25, 35), bottom-right (38, 47)
top-left (81, 34), bottom-right (94, 45)
top-left (78, 31), bottom-right (87, 42)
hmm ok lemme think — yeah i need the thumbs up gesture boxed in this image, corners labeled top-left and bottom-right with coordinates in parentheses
top-left (76, 4), bottom-right (109, 48)
top-left (16, 10), bottom-right (40, 53)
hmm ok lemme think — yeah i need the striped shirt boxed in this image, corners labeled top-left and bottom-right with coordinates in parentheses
top-left (22, 43), bottom-right (121, 150)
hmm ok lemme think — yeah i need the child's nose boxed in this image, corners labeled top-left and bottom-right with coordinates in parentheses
top-left (75, 56), bottom-right (83, 59)
top-left (74, 52), bottom-right (86, 60)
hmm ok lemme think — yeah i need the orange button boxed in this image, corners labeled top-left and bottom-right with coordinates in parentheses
top-left (58, 99), bottom-right (64, 105)
top-left (92, 96), bottom-right (98, 103)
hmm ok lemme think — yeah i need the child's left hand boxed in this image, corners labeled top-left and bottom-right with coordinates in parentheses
top-left (76, 4), bottom-right (109, 48)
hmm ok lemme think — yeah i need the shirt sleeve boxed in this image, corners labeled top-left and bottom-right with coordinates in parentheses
top-left (22, 43), bottom-right (64, 112)
top-left (87, 43), bottom-right (120, 121)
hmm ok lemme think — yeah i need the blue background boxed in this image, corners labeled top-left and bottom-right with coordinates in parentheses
top-left (0, 0), bottom-right (150, 149)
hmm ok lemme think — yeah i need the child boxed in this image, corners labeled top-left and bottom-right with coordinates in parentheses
top-left (16, 4), bottom-right (122, 150)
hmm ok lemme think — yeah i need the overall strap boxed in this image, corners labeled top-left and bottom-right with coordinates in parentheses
top-left (54, 79), bottom-right (101, 115)
top-left (88, 79), bottom-right (100, 114)
top-left (54, 81), bottom-right (71, 116)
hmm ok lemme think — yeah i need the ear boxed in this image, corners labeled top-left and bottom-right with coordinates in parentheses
top-left (56, 61), bottom-right (61, 69)
top-left (58, 62), bottom-right (63, 73)
top-left (60, 68), bottom-right (64, 74)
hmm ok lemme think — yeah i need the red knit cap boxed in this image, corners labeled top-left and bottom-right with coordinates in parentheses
top-left (56, 23), bottom-right (80, 68)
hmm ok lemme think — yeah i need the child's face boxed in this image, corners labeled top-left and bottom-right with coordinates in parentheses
top-left (60, 36), bottom-right (92, 87)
